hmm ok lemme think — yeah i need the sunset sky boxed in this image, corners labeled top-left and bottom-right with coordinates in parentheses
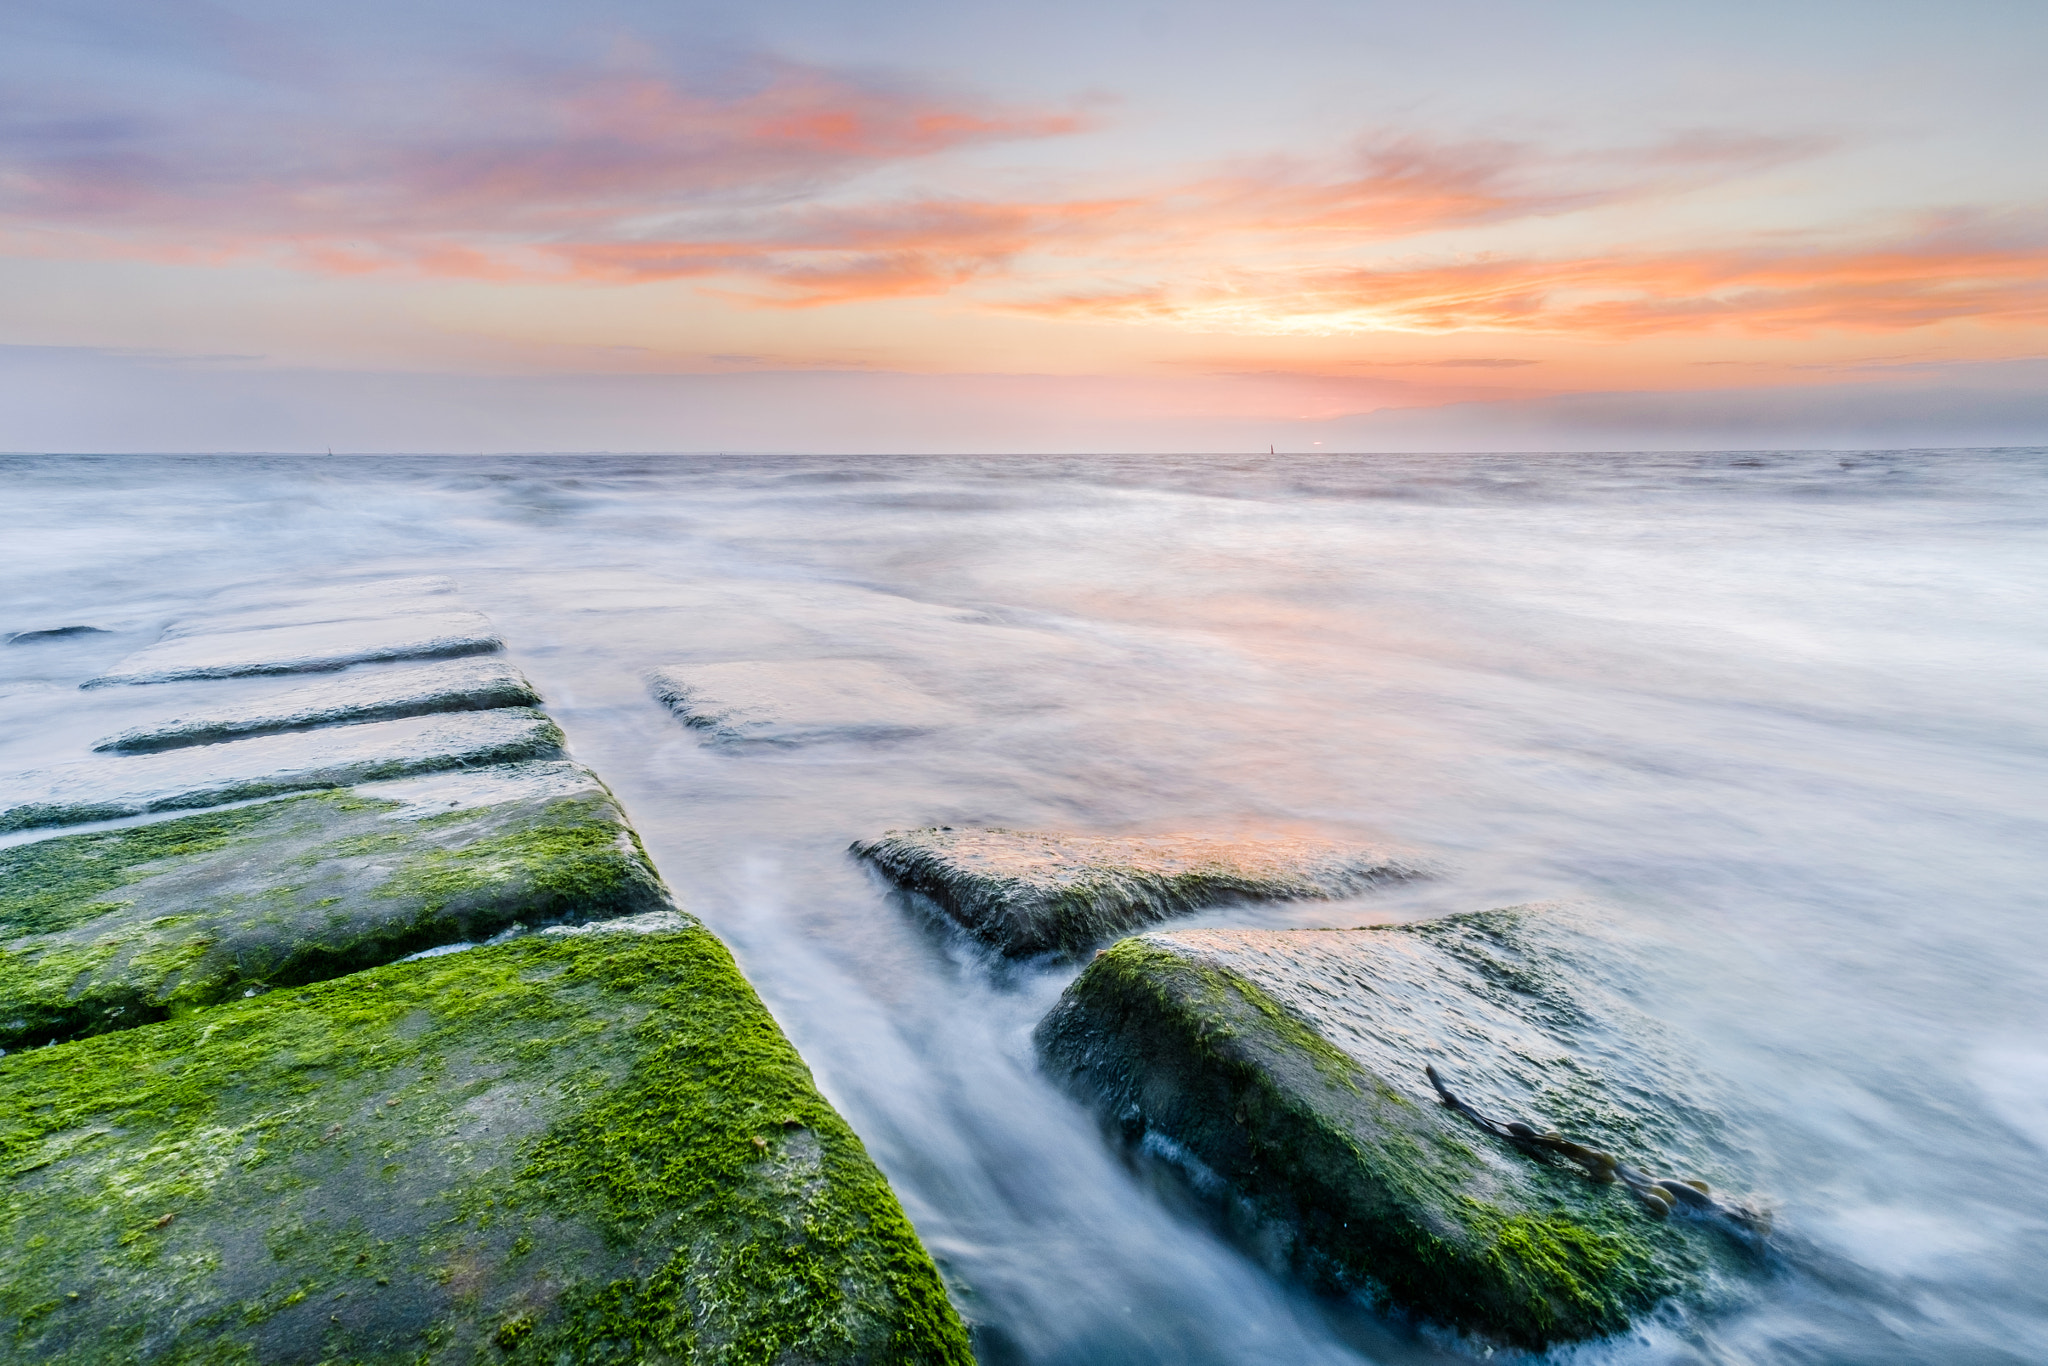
top-left (4, 0), bottom-right (2045, 451)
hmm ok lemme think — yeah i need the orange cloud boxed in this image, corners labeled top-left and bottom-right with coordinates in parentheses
top-left (13, 70), bottom-right (2037, 347)
top-left (1182, 129), bottom-right (1827, 240)
top-left (1010, 219), bottom-right (2048, 338)
top-left (536, 198), bottom-right (1138, 303)
top-left (5, 96), bottom-right (1838, 308)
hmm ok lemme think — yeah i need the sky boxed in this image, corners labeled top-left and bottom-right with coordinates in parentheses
top-left (3, 0), bottom-right (2046, 452)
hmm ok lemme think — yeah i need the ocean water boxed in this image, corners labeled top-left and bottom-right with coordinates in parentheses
top-left (3, 448), bottom-right (2044, 1364)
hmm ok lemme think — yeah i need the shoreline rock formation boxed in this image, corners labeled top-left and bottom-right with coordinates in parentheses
top-left (1, 709), bottom-right (564, 832)
top-left (0, 761), bottom-right (668, 1050)
top-left (0, 577), bottom-right (972, 1364)
top-left (0, 919), bottom-right (973, 1364)
top-left (855, 826), bottom-right (1430, 957)
top-left (1033, 909), bottom-right (1761, 1348)
top-left (92, 655), bottom-right (542, 753)
top-left (651, 658), bottom-right (965, 746)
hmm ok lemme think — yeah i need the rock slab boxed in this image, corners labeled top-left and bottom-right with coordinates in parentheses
top-left (0, 922), bottom-right (973, 1364)
top-left (93, 656), bottom-right (542, 753)
top-left (0, 761), bottom-right (667, 1049)
top-left (0, 708), bottom-right (563, 832)
top-left (1033, 909), bottom-right (1754, 1348)
top-left (85, 610), bottom-right (503, 687)
top-left (651, 659), bottom-right (963, 744)
top-left (854, 827), bottom-right (1428, 957)
top-left (161, 576), bottom-right (460, 639)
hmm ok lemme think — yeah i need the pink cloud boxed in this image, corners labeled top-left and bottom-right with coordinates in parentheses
top-left (18, 71), bottom-right (2022, 344)
top-left (1009, 216), bottom-right (2048, 336)
top-left (0, 56), bottom-right (1081, 240)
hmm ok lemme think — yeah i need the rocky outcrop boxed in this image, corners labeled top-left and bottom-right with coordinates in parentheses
top-left (651, 659), bottom-right (963, 745)
top-left (0, 919), bottom-right (973, 1365)
top-left (92, 656), bottom-right (542, 753)
top-left (84, 610), bottom-right (502, 686)
top-left (0, 709), bottom-right (563, 832)
top-left (854, 827), bottom-right (1429, 957)
top-left (0, 761), bottom-right (668, 1050)
top-left (158, 575), bottom-right (459, 639)
top-left (1034, 908), bottom-right (1760, 1348)
top-left (0, 575), bottom-right (973, 1363)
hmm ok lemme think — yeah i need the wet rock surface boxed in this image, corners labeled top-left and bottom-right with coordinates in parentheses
top-left (0, 922), bottom-right (972, 1365)
top-left (161, 575), bottom-right (460, 639)
top-left (651, 658), bottom-right (964, 744)
top-left (85, 610), bottom-right (503, 687)
top-left (1033, 908), bottom-right (1760, 1348)
top-left (854, 827), bottom-right (1430, 957)
top-left (92, 656), bottom-right (541, 753)
top-left (0, 761), bottom-right (667, 1049)
top-left (0, 575), bottom-right (972, 1362)
top-left (0, 708), bottom-right (563, 832)
top-left (5, 625), bottom-right (112, 645)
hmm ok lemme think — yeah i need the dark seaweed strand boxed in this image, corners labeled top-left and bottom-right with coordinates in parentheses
top-left (1426, 1065), bottom-right (1770, 1237)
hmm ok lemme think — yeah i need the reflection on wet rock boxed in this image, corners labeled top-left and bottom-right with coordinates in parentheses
top-left (856, 826), bottom-right (1431, 957)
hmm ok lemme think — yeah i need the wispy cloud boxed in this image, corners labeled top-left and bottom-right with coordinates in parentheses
top-left (1010, 215), bottom-right (2048, 337)
top-left (0, 53), bottom-right (1080, 244)
top-left (2, 62), bottom-right (1835, 307)
top-left (9, 44), bottom-right (2035, 343)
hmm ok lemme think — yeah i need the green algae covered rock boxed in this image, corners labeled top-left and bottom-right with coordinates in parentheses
top-left (0, 762), bottom-right (670, 1050)
top-left (1034, 910), bottom-right (1760, 1349)
top-left (854, 827), bottom-right (1428, 958)
top-left (0, 919), bottom-right (973, 1365)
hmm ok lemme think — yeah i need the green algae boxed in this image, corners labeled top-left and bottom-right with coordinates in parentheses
top-left (0, 784), bottom-right (671, 1051)
top-left (0, 802), bottom-right (290, 937)
top-left (0, 926), bottom-right (972, 1365)
top-left (1036, 937), bottom-right (1738, 1348)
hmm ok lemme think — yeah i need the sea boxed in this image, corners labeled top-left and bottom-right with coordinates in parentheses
top-left (3, 448), bottom-right (2044, 1364)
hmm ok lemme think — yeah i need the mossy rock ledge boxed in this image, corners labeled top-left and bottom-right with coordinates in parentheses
top-left (0, 761), bottom-right (669, 1050)
top-left (0, 920), bottom-right (973, 1365)
top-left (853, 827), bottom-right (1429, 958)
top-left (1033, 909), bottom-right (1760, 1349)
